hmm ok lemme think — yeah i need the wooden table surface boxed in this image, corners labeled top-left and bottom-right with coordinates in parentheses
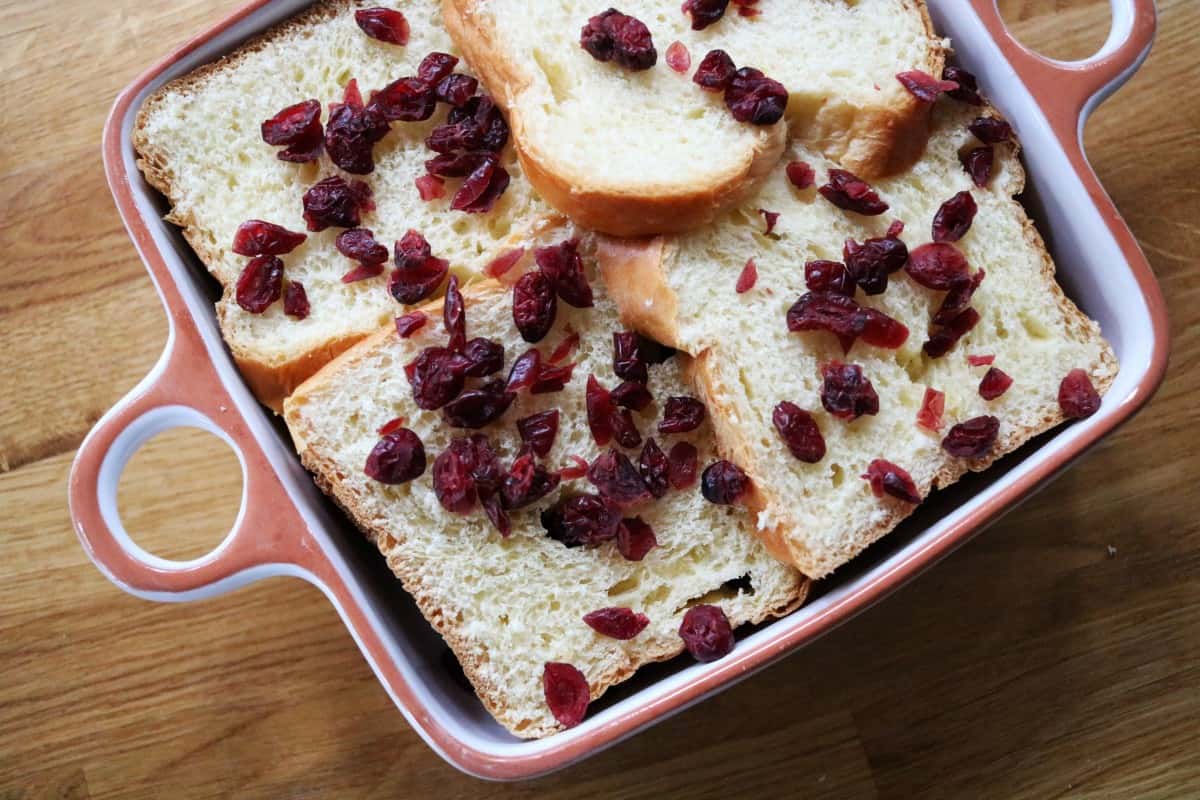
top-left (2, 0), bottom-right (1197, 797)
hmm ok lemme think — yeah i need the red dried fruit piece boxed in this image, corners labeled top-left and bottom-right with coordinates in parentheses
top-left (418, 52), bottom-right (460, 84)
top-left (933, 268), bottom-right (986, 326)
top-left (969, 116), bottom-right (1013, 144)
top-left (518, 410), bottom-right (560, 457)
top-left (617, 516), bottom-right (658, 561)
top-left (682, 0), bottom-right (729, 29)
top-left (589, 449), bottom-right (652, 506)
top-left (537, 239), bottom-right (594, 308)
top-left (844, 235), bottom-right (909, 295)
top-left (923, 306), bottom-right (981, 358)
top-left (896, 70), bottom-right (959, 103)
top-left (659, 396), bottom-right (706, 434)
top-left (236, 255), bottom-right (283, 313)
top-left (611, 380), bottom-right (652, 410)
top-left (961, 146), bottom-right (994, 187)
top-left (759, 210), bottom-right (780, 235)
top-left (368, 76), bottom-right (437, 122)
top-left (586, 375), bottom-right (615, 446)
top-left (559, 455), bottom-right (590, 480)
top-left (906, 242), bottom-right (970, 290)
top-left (302, 176), bottom-right (375, 232)
top-left (335, 227), bottom-right (389, 265)
top-left (693, 49), bottom-right (736, 91)
top-left (395, 311), bottom-right (427, 338)
top-left (415, 174), bottom-right (445, 201)
top-left (916, 387), bottom-right (945, 432)
top-left (979, 367), bottom-right (1013, 400)
top-left (355, 7), bottom-right (409, 45)
top-left (443, 378), bottom-right (515, 428)
top-left (426, 119), bottom-right (486, 154)
top-left (819, 169), bottom-right (889, 216)
top-left (612, 409), bottom-right (643, 448)
top-left (443, 275), bottom-right (467, 351)
top-left (433, 447), bottom-right (477, 513)
top-left (679, 604), bottom-right (734, 661)
top-left (341, 262), bottom-right (385, 283)
top-left (446, 95), bottom-right (510, 152)
top-left (701, 460), bottom-right (749, 504)
top-left (485, 247), bottom-right (525, 280)
top-left (324, 100), bottom-right (389, 174)
top-left (786, 160), bottom-right (816, 190)
top-left (613, 331), bottom-right (648, 383)
top-left (435, 74), bottom-right (479, 107)
top-left (637, 334), bottom-right (676, 364)
top-left (580, 9), bottom-right (657, 71)
top-left (342, 78), bottom-right (364, 108)
top-left (1059, 369), bottom-right (1101, 419)
top-left (734, 0), bottom-right (760, 18)
top-left (968, 354), bottom-right (995, 366)
top-left (378, 417), bottom-right (406, 436)
top-left (584, 607), bottom-right (650, 639)
top-left (549, 329), bottom-right (580, 363)
top-left (501, 450), bottom-right (561, 509)
top-left (531, 362), bottom-right (576, 394)
top-left (283, 281), bottom-right (310, 319)
top-left (805, 260), bottom-right (855, 296)
top-left (942, 415), bottom-right (1000, 458)
top-left (389, 230), bottom-right (449, 305)
top-left (862, 459), bottom-right (921, 504)
top-left (736, 258), bottom-right (758, 293)
top-left (725, 67), bottom-right (788, 125)
top-left (233, 220), bottom-right (307, 256)
top-left (404, 346), bottom-right (471, 410)
top-left (543, 662), bottom-right (589, 729)
top-left (932, 191), bottom-right (978, 243)
top-left (261, 99), bottom-right (323, 162)
top-left (665, 40), bottom-right (691, 72)
top-left (462, 337), bottom-right (504, 377)
top-left (943, 65), bottom-right (983, 105)
top-left (512, 271), bottom-right (557, 342)
top-left (638, 438), bottom-right (670, 499)
top-left (451, 155), bottom-right (511, 214)
top-left (505, 348), bottom-right (542, 393)
top-left (820, 361), bottom-right (879, 420)
top-left (482, 493), bottom-right (511, 537)
top-left (542, 493), bottom-right (622, 547)
top-left (787, 292), bottom-right (908, 352)
top-left (667, 442), bottom-right (699, 489)
top-left (364, 428), bottom-right (426, 484)
top-left (772, 402), bottom-right (825, 463)
top-left (887, 220), bottom-right (906, 238)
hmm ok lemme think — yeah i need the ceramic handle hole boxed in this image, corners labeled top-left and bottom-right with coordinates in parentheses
top-left (996, 0), bottom-right (1116, 62)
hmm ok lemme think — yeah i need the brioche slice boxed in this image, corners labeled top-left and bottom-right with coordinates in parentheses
top-left (443, 0), bottom-right (946, 236)
top-left (283, 242), bottom-right (806, 737)
top-left (597, 98), bottom-right (1118, 578)
top-left (134, 0), bottom-right (556, 410)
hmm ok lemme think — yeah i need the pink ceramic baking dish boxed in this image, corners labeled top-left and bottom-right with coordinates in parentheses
top-left (71, 0), bottom-right (1166, 780)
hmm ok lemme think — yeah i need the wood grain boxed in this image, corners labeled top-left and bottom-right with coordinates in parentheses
top-left (1, 0), bottom-right (1197, 797)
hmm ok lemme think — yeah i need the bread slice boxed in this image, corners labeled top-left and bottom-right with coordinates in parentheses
top-left (443, 0), bottom-right (946, 236)
top-left (134, 0), bottom-right (556, 410)
top-left (596, 98), bottom-right (1118, 578)
top-left (283, 243), bottom-right (807, 737)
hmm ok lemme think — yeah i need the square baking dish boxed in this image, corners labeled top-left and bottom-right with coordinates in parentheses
top-left (71, 0), bottom-right (1166, 780)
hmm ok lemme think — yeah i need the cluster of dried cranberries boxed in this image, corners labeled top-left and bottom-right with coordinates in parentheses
top-left (231, 220), bottom-right (310, 318)
top-left (693, 49), bottom-right (788, 125)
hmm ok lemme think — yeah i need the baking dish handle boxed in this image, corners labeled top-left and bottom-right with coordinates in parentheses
top-left (68, 319), bottom-right (309, 601)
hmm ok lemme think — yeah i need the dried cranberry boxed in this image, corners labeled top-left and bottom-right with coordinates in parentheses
top-left (518, 410), bottom-right (560, 457)
top-left (368, 76), bottom-right (437, 122)
top-left (617, 517), bottom-right (658, 561)
top-left (611, 380), bottom-right (652, 410)
top-left (932, 191), bottom-right (978, 243)
top-left (441, 275), bottom-right (466, 351)
top-left (235, 256), bottom-right (283, 313)
top-left (682, 0), bottom-right (729, 29)
top-left (759, 210), bottom-right (780, 236)
top-left (805, 260), bottom-right (855, 296)
top-left (679, 604), bottom-right (734, 661)
top-left (543, 662), bottom-right (589, 728)
top-left (701, 460), bottom-right (749, 504)
top-left (482, 493), bottom-right (511, 537)
top-left (734, 0), bottom-right (761, 17)
top-left (531, 362), bottom-right (576, 394)
top-left (612, 331), bottom-right (648, 383)
top-left (404, 346), bottom-right (471, 410)
top-left (343, 78), bottom-right (364, 108)
top-left (862, 459), bottom-right (921, 504)
top-left (942, 415), bottom-right (1000, 458)
top-left (512, 272), bottom-right (557, 342)
top-left (501, 451), bottom-right (561, 509)
top-left (447, 95), bottom-right (510, 152)
top-left (589, 449), bottom-right (651, 506)
top-left (335, 228), bottom-right (389, 265)
top-left (637, 334), bottom-right (677, 364)
top-left (659, 396), bottom-right (706, 434)
top-left (772, 402), bottom-right (825, 463)
top-left (933, 268), bottom-right (986, 326)
top-left (442, 378), bottom-right (515, 428)
top-left (667, 442), bottom-right (699, 489)
top-left (426, 120), bottom-right (485, 154)
top-left (638, 438), bottom-right (670, 498)
top-left (432, 441), bottom-right (481, 512)
top-left (559, 456), bottom-right (590, 481)
top-left (665, 40), bottom-right (691, 72)
top-left (844, 235), bottom-right (909, 295)
top-left (916, 387), bottom-right (945, 431)
top-left (821, 362), bottom-right (879, 420)
top-left (549, 330), bottom-right (580, 363)
top-left (378, 417), bottom-right (406, 436)
top-left (887, 220), bottom-right (906, 238)
top-left (819, 169), bottom-right (888, 216)
top-left (364, 429), bottom-right (426, 484)
top-left (389, 233), bottom-right (449, 304)
top-left (283, 281), bottom-right (310, 319)
top-left (579, 9), bottom-right (657, 71)
top-left (786, 160), bottom-right (816, 190)
top-left (969, 116), bottom-right (1012, 144)
top-left (505, 349), bottom-right (542, 393)
top-left (1059, 369), bottom-right (1101, 419)
top-left (486, 248), bottom-right (525, 280)
top-left (787, 292), bottom-right (908, 352)
top-left (979, 367), bottom-right (1013, 400)
top-left (340, 262), bottom-right (385, 283)
top-left (415, 174), bottom-right (445, 201)
top-left (355, 7), bottom-right (409, 44)
top-left (923, 307), bottom-right (981, 358)
top-left (906, 242), bottom-right (970, 290)
top-left (418, 53), bottom-right (460, 84)
top-left (725, 67), bottom-right (788, 125)
top-left (693, 49), bottom-right (736, 91)
top-left (896, 70), bottom-right (959, 103)
top-left (961, 146), bottom-right (994, 187)
top-left (968, 354), bottom-right (995, 366)
top-left (261, 99), bottom-right (323, 162)
top-left (586, 375), bottom-right (616, 446)
top-left (462, 337), bottom-right (504, 377)
top-left (233, 220), bottom-right (307, 256)
top-left (736, 258), bottom-right (758, 293)
top-left (542, 494), bottom-right (622, 547)
top-left (451, 154), bottom-right (510, 213)
top-left (395, 311), bottom-right (427, 338)
top-left (943, 65), bottom-right (983, 105)
top-left (612, 409), bottom-right (643, 448)
top-left (435, 74), bottom-right (479, 107)
top-left (584, 607), bottom-right (650, 639)
top-left (537, 239), bottom-right (594, 308)
top-left (325, 101), bottom-right (389, 174)
top-left (302, 176), bottom-right (374, 232)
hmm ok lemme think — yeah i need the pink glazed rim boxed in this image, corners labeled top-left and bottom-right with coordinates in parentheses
top-left (72, 0), bottom-right (1167, 781)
